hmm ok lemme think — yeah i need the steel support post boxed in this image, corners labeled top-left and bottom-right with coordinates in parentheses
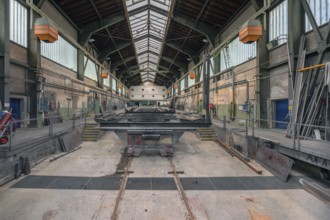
top-left (9, 120), bottom-right (13, 150)
top-left (252, 117), bottom-right (255, 137)
top-left (223, 116), bottom-right (226, 130)
top-left (245, 119), bottom-right (248, 137)
top-left (72, 114), bottom-right (76, 129)
top-left (255, 13), bottom-right (269, 128)
top-left (204, 54), bottom-right (211, 122)
top-left (0, 0), bottom-right (10, 111)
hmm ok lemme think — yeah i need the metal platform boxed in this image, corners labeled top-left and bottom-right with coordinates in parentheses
top-left (95, 107), bottom-right (212, 156)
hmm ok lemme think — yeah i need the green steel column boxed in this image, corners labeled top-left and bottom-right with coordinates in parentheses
top-left (77, 49), bottom-right (85, 81)
top-left (0, 0), bottom-right (10, 110)
top-left (256, 13), bottom-right (269, 127)
top-left (27, 10), bottom-right (42, 126)
top-left (288, 0), bottom-right (304, 104)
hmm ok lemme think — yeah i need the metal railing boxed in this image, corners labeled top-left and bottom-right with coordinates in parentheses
top-left (0, 112), bottom-right (95, 150)
top-left (214, 114), bottom-right (330, 151)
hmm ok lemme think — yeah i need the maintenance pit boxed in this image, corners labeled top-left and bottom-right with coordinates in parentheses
top-left (0, 130), bottom-right (329, 220)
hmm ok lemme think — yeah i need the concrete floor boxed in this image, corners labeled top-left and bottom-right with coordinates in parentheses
top-left (0, 131), bottom-right (329, 220)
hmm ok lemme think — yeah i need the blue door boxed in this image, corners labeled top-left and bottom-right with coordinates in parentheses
top-left (275, 99), bottom-right (288, 129)
top-left (10, 98), bottom-right (20, 128)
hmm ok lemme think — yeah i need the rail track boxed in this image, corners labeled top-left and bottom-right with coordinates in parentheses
top-left (110, 156), bottom-right (133, 220)
top-left (167, 157), bottom-right (196, 220)
top-left (110, 154), bottom-right (199, 220)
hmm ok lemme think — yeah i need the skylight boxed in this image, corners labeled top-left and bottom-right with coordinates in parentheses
top-left (126, 0), bottom-right (171, 83)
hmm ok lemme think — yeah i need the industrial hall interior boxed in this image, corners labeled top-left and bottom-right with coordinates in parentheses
top-left (0, 0), bottom-right (330, 219)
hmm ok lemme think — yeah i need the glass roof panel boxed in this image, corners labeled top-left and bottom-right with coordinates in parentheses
top-left (126, 0), bottom-right (171, 83)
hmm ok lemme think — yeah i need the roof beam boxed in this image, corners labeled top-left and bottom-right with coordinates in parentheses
top-left (250, 0), bottom-right (263, 11)
top-left (117, 65), bottom-right (139, 76)
top-left (137, 50), bottom-right (159, 57)
top-left (162, 56), bottom-right (188, 73)
top-left (171, 15), bottom-right (217, 47)
top-left (98, 42), bottom-right (131, 63)
top-left (33, 0), bottom-right (46, 7)
top-left (166, 42), bottom-right (199, 64)
top-left (135, 34), bottom-right (162, 43)
top-left (139, 60), bottom-right (159, 66)
top-left (129, 76), bottom-right (142, 84)
top-left (110, 56), bottom-right (136, 72)
top-left (123, 68), bottom-right (174, 81)
top-left (158, 65), bottom-right (171, 71)
top-left (129, 4), bottom-right (168, 17)
top-left (78, 16), bottom-right (125, 46)
top-left (49, 0), bottom-right (80, 31)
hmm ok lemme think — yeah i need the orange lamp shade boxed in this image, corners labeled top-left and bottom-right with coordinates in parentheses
top-left (118, 84), bottom-right (123, 89)
top-left (173, 83), bottom-right (178, 89)
top-left (239, 19), bottom-right (262, 44)
top-left (189, 72), bottom-right (196, 79)
top-left (101, 72), bottom-right (108, 79)
top-left (34, 18), bottom-right (58, 43)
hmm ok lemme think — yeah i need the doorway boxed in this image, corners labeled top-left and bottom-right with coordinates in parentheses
top-left (10, 98), bottom-right (21, 128)
top-left (275, 99), bottom-right (288, 129)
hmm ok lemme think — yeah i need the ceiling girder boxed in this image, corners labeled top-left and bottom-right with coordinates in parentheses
top-left (78, 16), bottom-right (125, 46)
top-left (137, 50), bottom-right (159, 57)
top-left (250, 0), bottom-right (263, 11)
top-left (135, 34), bottom-right (162, 42)
top-left (33, 0), bottom-right (46, 7)
top-left (110, 56), bottom-right (136, 72)
top-left (171, 15), bottom-right (217, 48)
top-left (166, 42), bottom-right (199, 64)
top-left (128, 4), bottom-right (168, 17)
top-left (161, 56), bottom-right (188, 73)
top-left (98, 42), bottom-right (131, 63)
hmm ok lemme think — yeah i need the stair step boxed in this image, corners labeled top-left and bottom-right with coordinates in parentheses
top-left (82, 139), bottom-right (98, 141)
top-left (199, 134), bottom-right (216, 136)
top-left (82, 135), bottom-right (99, 138)
top-left (82, 130), bottom-right (100, 133)
top-left (81, 124), bottom-right (100, 142)
top-left (201, 138), bottom-right (215, 141)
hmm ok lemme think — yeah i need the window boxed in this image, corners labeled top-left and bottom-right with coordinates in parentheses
top-left (305, 0), bottom-right (330, 31)
top-left (210, 57), bottom-right (214, 76)
top-left (220, 37), bottom-right (256, 71)
top-left (180, 79), bottom-right (185, 91)
top-left (84, 56), bottom-right (98, 81)
top-left (104, 75), bottom-right (110, 87)
top-left (41, 35), bottom-right (78, 71)
top-left (269, 0), bottom-right (288, 44)
top-left (112, 78), bottom-right (117, 91)
top-left (10, 0), bottom-right (28, 47)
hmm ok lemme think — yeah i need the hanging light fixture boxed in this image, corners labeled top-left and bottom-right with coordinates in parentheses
top-left (101, 72), bottom-right (108, 79)
top-left (189, 72), bottom-right (196, 79)
top-left (239, 19), bottom-right (262, 44)
top-left (34, 18), bottom-right (58, 43)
